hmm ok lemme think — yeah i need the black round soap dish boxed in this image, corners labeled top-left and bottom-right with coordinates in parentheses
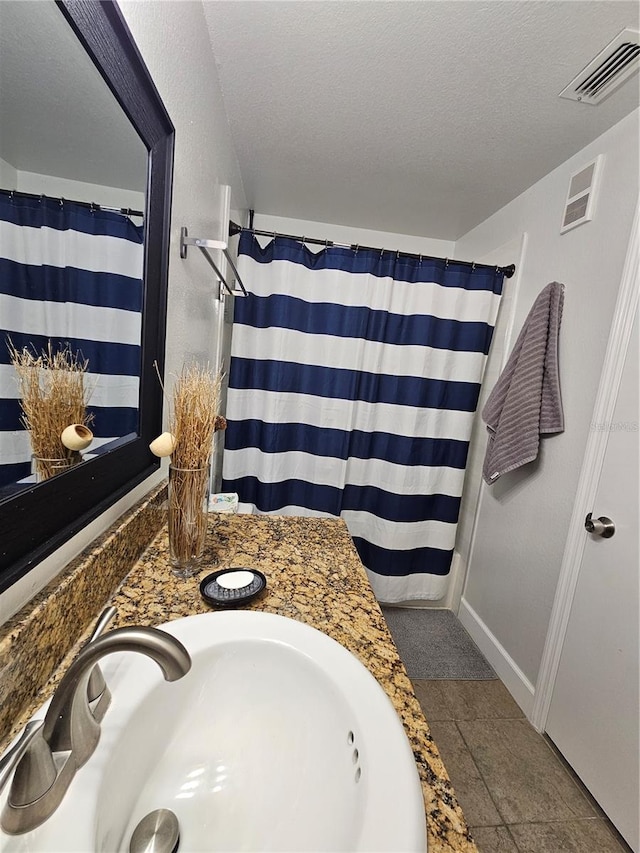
top-left (199, 568), bottom-right (267, 608)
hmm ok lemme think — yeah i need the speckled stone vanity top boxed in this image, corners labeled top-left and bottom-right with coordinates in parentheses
top-left (109, 513), bottom-right (478, 853)
top-left (0, 497), bottom-right (477, 853)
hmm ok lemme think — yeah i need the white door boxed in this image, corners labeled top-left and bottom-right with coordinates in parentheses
top-left (545, 307), bottom-right (639, 851)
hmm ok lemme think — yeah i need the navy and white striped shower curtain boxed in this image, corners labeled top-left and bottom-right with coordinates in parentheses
top-left (222, 232), bottom-right (504, 602)
top-left (0, 194), bottom-right (143, 488)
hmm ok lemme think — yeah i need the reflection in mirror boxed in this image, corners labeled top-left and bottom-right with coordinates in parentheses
top-left (0, 0), bottom-right (148, 494)
top-left (0, 0), bottom-right (174, 592)
top-left (7, 341), bottom-right (94, 483)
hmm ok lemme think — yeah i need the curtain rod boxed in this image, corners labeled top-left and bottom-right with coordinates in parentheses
top-left (229, 220), bottom-right (515, 278)
top-left (0, 187), bottom-right (144, 219)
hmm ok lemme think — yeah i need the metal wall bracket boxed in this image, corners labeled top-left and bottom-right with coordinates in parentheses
top-left (179, 227), bottom-right (248, 297)
top-left (179, 226), bottom-right (226, 258)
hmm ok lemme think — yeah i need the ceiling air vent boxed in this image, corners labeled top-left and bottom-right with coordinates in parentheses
top-left (560, 29), bottom-right (640, 105)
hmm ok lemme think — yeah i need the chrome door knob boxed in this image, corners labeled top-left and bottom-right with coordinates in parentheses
top-left (584, 512), bottom-right (615, 538)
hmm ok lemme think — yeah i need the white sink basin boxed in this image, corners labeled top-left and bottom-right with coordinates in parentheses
top-left (0, 612), bottom-right (427, 852)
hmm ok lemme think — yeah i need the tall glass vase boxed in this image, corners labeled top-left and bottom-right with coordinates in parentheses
top-left (32, 452), bottom-right (81, 482)
top-left (167, 464), bottom-right (210, 578)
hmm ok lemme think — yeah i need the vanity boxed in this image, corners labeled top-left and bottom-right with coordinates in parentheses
top-left (0, 485), bottom-right (478, 853)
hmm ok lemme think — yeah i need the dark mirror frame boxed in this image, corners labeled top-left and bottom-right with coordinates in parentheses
top-left (0, 0), bottom-right (174, 592)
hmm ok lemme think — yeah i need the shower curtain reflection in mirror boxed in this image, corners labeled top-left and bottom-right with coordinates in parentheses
top-left (0, 194), bottom-right (144, 490)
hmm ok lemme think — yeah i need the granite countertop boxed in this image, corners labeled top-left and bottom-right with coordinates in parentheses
top-left (105, 513), bottom-right (478, 853)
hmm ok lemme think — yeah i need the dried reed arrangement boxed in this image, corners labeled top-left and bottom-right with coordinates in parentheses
top-left (169, 364), bottom-right (222, 469)
top-left (8, 339), bottom-right (93, 481)
top-left (166, 364), bottom-right (222, 574)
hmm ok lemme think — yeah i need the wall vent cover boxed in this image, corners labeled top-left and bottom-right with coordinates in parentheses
top-left (560, 28), bottom-right (640, 105)
top-left (560, 156), bottom-right (603, 234)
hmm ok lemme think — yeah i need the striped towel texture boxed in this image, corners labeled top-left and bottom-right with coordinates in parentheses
top-left (482, 281), bottom-right (565, 484)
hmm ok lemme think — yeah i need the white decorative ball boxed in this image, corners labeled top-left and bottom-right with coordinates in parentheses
top-left (149, 432), bottom-right (176, 457)
top-left (61, 423), bottom-right (94, 451)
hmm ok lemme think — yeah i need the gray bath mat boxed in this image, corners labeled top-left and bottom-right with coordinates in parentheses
top-left (381, 607), bottom-right (497, 680)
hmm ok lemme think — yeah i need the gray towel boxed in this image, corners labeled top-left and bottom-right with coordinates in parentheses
top-left (482, 281), bottom-right (564, 484)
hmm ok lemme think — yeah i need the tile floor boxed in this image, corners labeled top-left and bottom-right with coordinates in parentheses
top-left (411, 679), bottom-right (632, 853)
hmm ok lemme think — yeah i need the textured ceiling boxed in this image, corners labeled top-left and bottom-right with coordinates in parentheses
top-left (203, 0), bottom-right (640, 240)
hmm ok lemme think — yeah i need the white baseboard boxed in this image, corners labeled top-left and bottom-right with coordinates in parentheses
top-left (458, 597), bottom-right (536, 719)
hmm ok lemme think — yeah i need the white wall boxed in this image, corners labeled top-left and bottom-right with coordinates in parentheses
top-left (16, 171), bottom-right (145, 214)
top-left (454, 110), bottom-right (639, 710)
top-left (118, 0), bottom-right (246, 377)
top-left (253, 213), bottom-right (454, 259)
top-left (447, 235), bottom-right (526, 610)
top-left (0, 156), bottom-right (17, 187)
top-left (0, 0), bottom-right (247, 623)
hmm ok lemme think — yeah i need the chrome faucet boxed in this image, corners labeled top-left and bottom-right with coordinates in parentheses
top-left (0, 614), bottom-right (191, 835)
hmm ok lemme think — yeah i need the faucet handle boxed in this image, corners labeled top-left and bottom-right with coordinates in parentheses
top-left (86, 606), bottom-right (116, 718)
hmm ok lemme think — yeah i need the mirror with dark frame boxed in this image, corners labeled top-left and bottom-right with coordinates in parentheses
top-left (0, 0), bottom-right (149, 494)
top-left (0, 0), bottom-right (148, 493)
top-left (0, 0), bottom-right (174, 592)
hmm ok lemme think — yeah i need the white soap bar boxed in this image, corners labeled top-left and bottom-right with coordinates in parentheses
top-left (216, 570), bottom-right (254, 590)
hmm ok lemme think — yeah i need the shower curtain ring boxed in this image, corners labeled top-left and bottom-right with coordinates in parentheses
top-left (472, 262), bottom-right (476, 271)
top-left (59, 197), bottom-right (64, 208)
top-left (445, 258), bottom-right (449, 268)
